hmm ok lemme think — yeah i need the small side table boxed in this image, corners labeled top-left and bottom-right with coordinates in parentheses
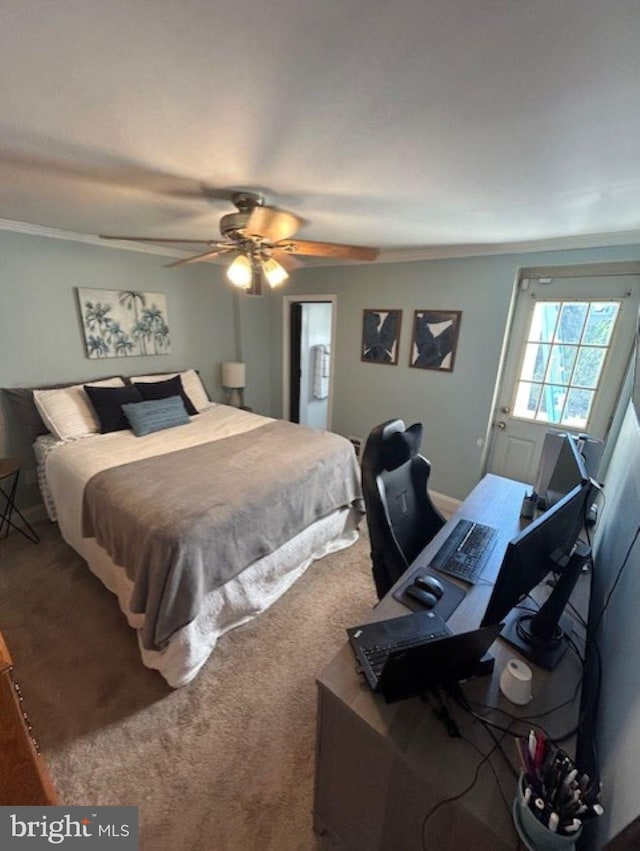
top-left (0, 458), bottom-right (39, 544)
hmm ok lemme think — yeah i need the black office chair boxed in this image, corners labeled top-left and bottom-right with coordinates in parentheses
top-left (361, 419), bottom-right (446, 599)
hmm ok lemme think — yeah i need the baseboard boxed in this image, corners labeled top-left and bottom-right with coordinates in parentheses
top-left (431, 491), bottom-right (461, 519)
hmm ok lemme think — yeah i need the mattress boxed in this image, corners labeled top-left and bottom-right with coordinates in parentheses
top-left (38, 405), bottom-right (363, 686)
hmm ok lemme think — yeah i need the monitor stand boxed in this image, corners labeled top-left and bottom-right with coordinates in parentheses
top-left (499, 541), bottom-right (591, 670)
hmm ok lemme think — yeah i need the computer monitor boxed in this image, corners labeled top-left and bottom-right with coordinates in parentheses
top-left (545, 433), bottom-right (587, 508)
top-left (480, 436), bottom-right (592, 669)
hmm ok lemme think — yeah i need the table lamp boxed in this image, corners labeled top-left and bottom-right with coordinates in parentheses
top-left (221, 361), bottom-right (246, 408)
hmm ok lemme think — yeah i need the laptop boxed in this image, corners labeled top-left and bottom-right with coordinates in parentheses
top-left (347, 610), bottom-right (502, 703)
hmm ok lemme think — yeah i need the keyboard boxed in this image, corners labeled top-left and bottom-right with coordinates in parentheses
top-left (430, 518), bottom-right (498, 584)
top-left (361, 622), bottom-right (451, 679)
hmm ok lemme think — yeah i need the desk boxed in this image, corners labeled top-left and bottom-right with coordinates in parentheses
top-left (314, 475), bottom-right (588, 851)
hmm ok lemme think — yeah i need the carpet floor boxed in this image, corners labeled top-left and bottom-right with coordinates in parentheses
top-left (0, 521), bottom-right (377, 851)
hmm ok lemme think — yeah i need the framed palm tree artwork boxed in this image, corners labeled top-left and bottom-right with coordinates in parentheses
top-left (361, 309), bottom-right (402, 365)
top-left (410, 309), bottom-right (462, 372)
top-left (76, 288), bottom-right (171, 359)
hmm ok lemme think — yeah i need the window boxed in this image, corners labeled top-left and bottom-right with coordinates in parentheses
top-left (512, 300), bottom-right (620, 429)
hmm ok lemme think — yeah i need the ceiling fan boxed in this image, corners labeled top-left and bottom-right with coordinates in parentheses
top-left (100, 192), bottom-right (380, 295)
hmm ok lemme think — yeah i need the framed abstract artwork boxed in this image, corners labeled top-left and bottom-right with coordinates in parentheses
top-left (410, 310), bottom-right (462, 372)
top-left (361, 309), bottom-right (402, 365)
top-left (76, 288), bottom-right (171, 359)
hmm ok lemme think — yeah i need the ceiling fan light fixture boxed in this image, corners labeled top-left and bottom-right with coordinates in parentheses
top-left (226, 253), bottom-right (253, 289)
top-left (262, 256), bottom-right (289, 288)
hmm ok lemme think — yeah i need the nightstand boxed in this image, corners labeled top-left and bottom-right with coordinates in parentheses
top-left (0, 458), bottom-right (39, 544)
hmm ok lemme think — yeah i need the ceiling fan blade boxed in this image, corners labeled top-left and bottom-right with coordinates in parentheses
top-left (243, 206), bottom-right (304, 242)
top-left (270, 249), bottom-right (303, 272)
top-left (275, 239), bottom-right (380, 261)
top-left (100, 235), bottom-right (214, 244)
top-left (164, 247), bottom-right (234, 268)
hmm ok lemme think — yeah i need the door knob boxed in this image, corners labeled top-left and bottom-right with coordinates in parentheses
top-left (495, 421), bottom-right (507, 430)
top-left (500, 406), bottom-right (510, 414)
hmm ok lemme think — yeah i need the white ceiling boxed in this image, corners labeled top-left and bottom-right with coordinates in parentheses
top-left (2, 0), bottom-right (640, 261)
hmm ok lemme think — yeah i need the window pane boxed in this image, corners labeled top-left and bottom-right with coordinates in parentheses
top-left (514, 381), bottom-right (541, 418)
top-left (573, 347), bottom-right (605, 389)
top-left (562, 388), bottom-right (594, 429)
top-left (536, 384), bottom-right (566, 423)
top-left (556, 303), bottom-right (588, 344)
top-left (512, 298), bottom-right (621, 430)
top-left (529, 302), bottom-right (559, 343)
top-left (582, 302), bottom-right (619, 345)
top-left (547, 344), bottom-right (577, 386)
top-left (520, 343), bottom-right (550, 382)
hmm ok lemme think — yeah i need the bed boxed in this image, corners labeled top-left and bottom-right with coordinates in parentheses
top-left (19, 371), bottom-right (364, 687)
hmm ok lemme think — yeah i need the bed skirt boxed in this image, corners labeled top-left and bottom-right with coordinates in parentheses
top-left (76, 506), bottom-right (360, 687)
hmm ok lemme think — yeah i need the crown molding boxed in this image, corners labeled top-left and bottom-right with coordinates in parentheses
top-left (1, 217), bottom-right (639, 265)
top-left (0, 218), bottom-right (189, 259)
top-left (377, 228), bottom-right (640, 264)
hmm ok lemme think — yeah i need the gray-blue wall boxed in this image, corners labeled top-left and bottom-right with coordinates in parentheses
top-left (277, 244), bottom-right (640, 500)
top-left (583, 402), bottom-right (640, 849)
top-left (1, 228), bottom-right (639, 510)
top-left (0, 230), bottom-right (273, 508)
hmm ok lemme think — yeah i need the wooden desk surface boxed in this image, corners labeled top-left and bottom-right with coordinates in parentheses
top-left (315, 474), bottom-right (588, 850)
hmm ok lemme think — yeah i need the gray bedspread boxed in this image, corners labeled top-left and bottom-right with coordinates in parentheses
top-left (81, 420), bottom-right (364, 650)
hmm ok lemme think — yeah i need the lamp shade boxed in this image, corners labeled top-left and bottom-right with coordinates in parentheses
top-left (226, 255), bottom-right (252, 288)
top-left (221, 361), bottom-right (246, 389)
top-left (262, 256), bottom-right (289, 287)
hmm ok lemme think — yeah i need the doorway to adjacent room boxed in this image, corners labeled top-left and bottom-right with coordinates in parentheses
top-left (282, 295), bottom-right (337, 429)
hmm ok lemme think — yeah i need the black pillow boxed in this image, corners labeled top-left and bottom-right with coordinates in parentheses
top-left (84, 384), bottom-right (144, 433)
top-left (133, 375), bottom-right (197, 416)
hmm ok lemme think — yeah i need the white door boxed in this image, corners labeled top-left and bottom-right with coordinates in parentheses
top-left (485, 275), bottom-right (640, 484)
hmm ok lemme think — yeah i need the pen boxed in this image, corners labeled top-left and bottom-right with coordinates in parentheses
top-left (580, 803), bottom-right (605, 821)
top-left (548, 811), bottom-right (559, 833)
top-left (530, 797), bottom-right (546, 823)
top-left (561, 818), bottom-right (582, 835)
top-left (562, 802), bottom-right (587, 819)
top-left (528, 729), bottom-right (537, 762)
top-left (516, 739), bottom-right (540, 792)
top-left (561, 768), bottom-right (578, 791)
top-left (534, 732), bottom-right (546, 770)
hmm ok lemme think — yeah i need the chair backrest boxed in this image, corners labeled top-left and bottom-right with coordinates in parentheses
top-left (361, 419), bottom-right (446, 599)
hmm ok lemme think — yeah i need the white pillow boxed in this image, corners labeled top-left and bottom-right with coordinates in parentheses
top-left (33, 377), bottom-right (125, 440)
top-left (129, 369), bottom-right (210, 412)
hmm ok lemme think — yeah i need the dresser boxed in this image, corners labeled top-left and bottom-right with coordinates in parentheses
top-left (0, 631), bottom-right (58, 805)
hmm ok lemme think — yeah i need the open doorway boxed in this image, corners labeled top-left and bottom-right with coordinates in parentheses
top-left (283, 295), bottom-right (337, 429)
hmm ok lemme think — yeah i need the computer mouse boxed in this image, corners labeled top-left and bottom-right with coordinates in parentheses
top-left (405, 585), bottom-right (438, 609)
top-left (414, 574), bottom-right (445, 599)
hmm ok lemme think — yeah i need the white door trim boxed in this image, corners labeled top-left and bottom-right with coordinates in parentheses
top-left (282, 294), bottom-right (338, 427)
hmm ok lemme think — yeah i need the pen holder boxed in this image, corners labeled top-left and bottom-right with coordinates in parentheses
top-left (513, 774), bottom-right (582, 851)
